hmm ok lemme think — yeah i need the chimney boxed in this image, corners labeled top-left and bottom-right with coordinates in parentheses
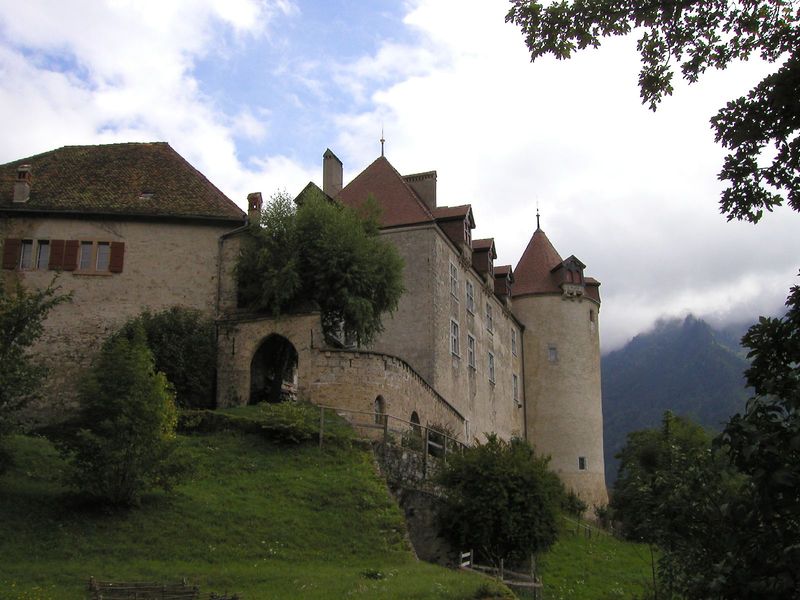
top-left (403, 171), bottom-right (437, 211)
top-left (247, 192), bottom-right (263, 224)
top-left (13, 164), bottom-right (31, 203)
top-left (322, 149), bottom-right (343, 197)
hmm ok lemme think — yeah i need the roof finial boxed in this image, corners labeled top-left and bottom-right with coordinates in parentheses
top-left (536, 201), bottom-right (541, 230)
top-left (380, 126), bottom-right (385, 157)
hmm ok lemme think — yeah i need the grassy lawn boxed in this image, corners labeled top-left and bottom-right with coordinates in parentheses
top-left (0, 431), bottom-right (500, 600)
top-left (530, 518), bottom-right (654, 600)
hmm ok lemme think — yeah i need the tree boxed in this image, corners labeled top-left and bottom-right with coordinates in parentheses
top-left (713, 281), bottom-right (800, 598)
top-left (62, 323), bottom-right (185, 507)
top-left (438, 435), bottom-right (563, 567)
top-left (119, 307), bottom-right (217, 409)
top-left (506, 0), bottom-right (800, 223)
top-left (0, 278), bottom-right (70, 470)
top-left (237, 190), bottom-right (404, 347)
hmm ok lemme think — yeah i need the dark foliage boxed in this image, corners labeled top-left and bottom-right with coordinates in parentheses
top-left (438, 435), bottom-right (563, 567)
top-left (119, 307), bottom-right (217, 409)
top-left (236, 190), bottom-right (404, 347)
top-left (61, 324), bottom-right (188, 507)
top-left (507, 0), bottom-right (800, 223)
top-left (0, 278), bottom-right (70, 472)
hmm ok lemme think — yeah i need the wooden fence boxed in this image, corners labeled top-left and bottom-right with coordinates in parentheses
top-left (459, 551), bottom-right (543, 598)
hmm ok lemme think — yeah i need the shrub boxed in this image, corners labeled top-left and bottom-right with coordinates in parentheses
top-left (438, 435), bottom-right (563, 567)
top-left (61, 324), bottom-right (188, 506)
top-left (119, 307), bottom-right (216, 409)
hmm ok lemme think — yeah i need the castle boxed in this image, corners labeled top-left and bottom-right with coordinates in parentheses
top-left (1, 142), bottom-right (608, 507)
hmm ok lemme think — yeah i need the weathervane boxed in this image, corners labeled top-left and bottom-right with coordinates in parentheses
top-left (536, 201), bottom-right (541, 230)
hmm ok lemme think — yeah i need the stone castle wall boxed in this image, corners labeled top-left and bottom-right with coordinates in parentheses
top-left (1, 216), bottom-right (233, 420)
top-left (216, 312), bottom-right (466, 439)
top-left (515, 292), bottom-right (608, 507)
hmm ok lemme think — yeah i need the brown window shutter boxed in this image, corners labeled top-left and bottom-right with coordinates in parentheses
top-left (2, 238), bottom-right (21, 269)
top-left (49, 239), bottom-right (65, 270)
top-left (63, 240), bottom-right (79, 271)
top-left (109, 241), bottom-right (125, 273)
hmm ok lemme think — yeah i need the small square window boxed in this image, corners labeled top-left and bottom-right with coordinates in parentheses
top-left (578, 456), bottom-right (587, 470)
top-left (548, 345), bottom-right (558, 363)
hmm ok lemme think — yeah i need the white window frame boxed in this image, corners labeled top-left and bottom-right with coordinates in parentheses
top-left (486, 302), bottom-right (493, 333)
top-left (19, 239), bottom-right (33, 270)
top-left (513, 374), bottom-right (519, 406)
top-left (488, 351), bottom-right (495, 383)
top-left (466, 280), bottom-right (475, 314)
top-left (35, 240), bottom-right (50, 270)
top-left (450, 319), bottom-right (460, 357)
top-left (449, 262), bottom-right (458, 297)
top-left (467, 334), bottom-right (476, 369)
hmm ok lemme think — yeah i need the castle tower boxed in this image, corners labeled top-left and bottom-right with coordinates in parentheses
top-left (512, 225), bottom-right (608, 508)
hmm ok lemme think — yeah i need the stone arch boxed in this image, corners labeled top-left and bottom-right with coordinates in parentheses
top-left (410, 411), bottom-right (421, 436)
top-left (249, 334), bottom-right (298, 404)
top-left (374, 395), bottom-right (386, 425)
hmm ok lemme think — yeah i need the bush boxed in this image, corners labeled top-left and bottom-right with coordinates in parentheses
top-left (61, 324), bottom-right (188, 506)
top-left (438, 435), bottom-right (563, 567)
top-left (562, 489), bottom-right (588, 518)
top-left (119, 307), bottom-right (216, 409)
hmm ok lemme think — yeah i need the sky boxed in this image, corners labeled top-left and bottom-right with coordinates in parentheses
top-left (1, 0), bottom-right (798, 351)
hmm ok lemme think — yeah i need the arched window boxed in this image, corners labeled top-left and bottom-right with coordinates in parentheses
top-left (374, 395), bottom-right (386, 425)
top-left (410, 411), bottom-right (421, 436)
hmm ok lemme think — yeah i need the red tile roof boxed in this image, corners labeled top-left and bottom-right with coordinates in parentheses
top-left (472, 238), bottom-right (497, 258)
top-left (513, 228), bottom-right (564, 296)
top-left (0, 142), bottom-right (245, 223)
top-left (336, 156), bottom-right (434, 228)
top-left (433, 204), bottom-right (473, 222)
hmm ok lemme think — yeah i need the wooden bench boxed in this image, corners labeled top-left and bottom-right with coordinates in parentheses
top-left (87, 577), bottom-right (200, 599)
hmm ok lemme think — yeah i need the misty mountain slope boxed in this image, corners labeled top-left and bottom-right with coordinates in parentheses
top-left (601, 315), bottom-right (751, 485)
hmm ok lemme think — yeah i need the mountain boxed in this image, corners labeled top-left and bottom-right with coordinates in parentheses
top-left (602, 315), bottom-right (751, 485)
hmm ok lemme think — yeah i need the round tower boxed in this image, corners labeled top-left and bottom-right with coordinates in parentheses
top-left (512, 225), bottom-right (608, 509)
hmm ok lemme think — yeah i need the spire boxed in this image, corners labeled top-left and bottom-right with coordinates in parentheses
top-left (380, 127), bottom-right (385, 157)
top-left (536, 202), bottom-right (540, 230)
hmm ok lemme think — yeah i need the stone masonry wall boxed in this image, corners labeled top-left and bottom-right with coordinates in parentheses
top-left (515, 293), bottom-right (608, 508)
top-left (1, 216), bottom-right (234, 421)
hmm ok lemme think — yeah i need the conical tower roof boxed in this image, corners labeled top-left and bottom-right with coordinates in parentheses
top-left (513, 227), bottom-right (564, 296)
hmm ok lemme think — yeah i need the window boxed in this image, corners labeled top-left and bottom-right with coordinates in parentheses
top-left (578, 456), bottom-right (587, 471)
top-left (511, 329), bottom-right (517, 356)
top-left (548, 345), bottom-right (558, 363)
top-left (466, 280), bottom-right (475, 313)
top-left (96, 242), bottom-right (110, 271)
top-left (486, 302), bottom-right (493, 333)
top-left (36, 241), bottom-right (50, 270)
top-left (488, 352), bottom-right (495, 383)
top-left (79, 242), bottom-right (93, 270)
top-left (513, 374), bottom-right (519, 406)
top-left (450, 320), bottom-right (460, 356)
top-left (449, 262), bottom-right (458, 297)
top-left (19, 240), bottom-right (33, 269)
top-left (464, 219), bottom-right (471, 245)
top-left (374, 396), bottom-right (386, 425)
top-left (589, 309), bottom-right (596, 333)
top-left (467, 334), bottom-right (476, 369)
top-left (410, 411), bottom-right (421, 435)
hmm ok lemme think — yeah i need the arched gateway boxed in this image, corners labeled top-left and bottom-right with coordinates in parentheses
top-left (249, 334), bottom-right (298, 404)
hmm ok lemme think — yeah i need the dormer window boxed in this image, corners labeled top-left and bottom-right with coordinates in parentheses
top-left (464, 218), bottom-right (471, 245)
